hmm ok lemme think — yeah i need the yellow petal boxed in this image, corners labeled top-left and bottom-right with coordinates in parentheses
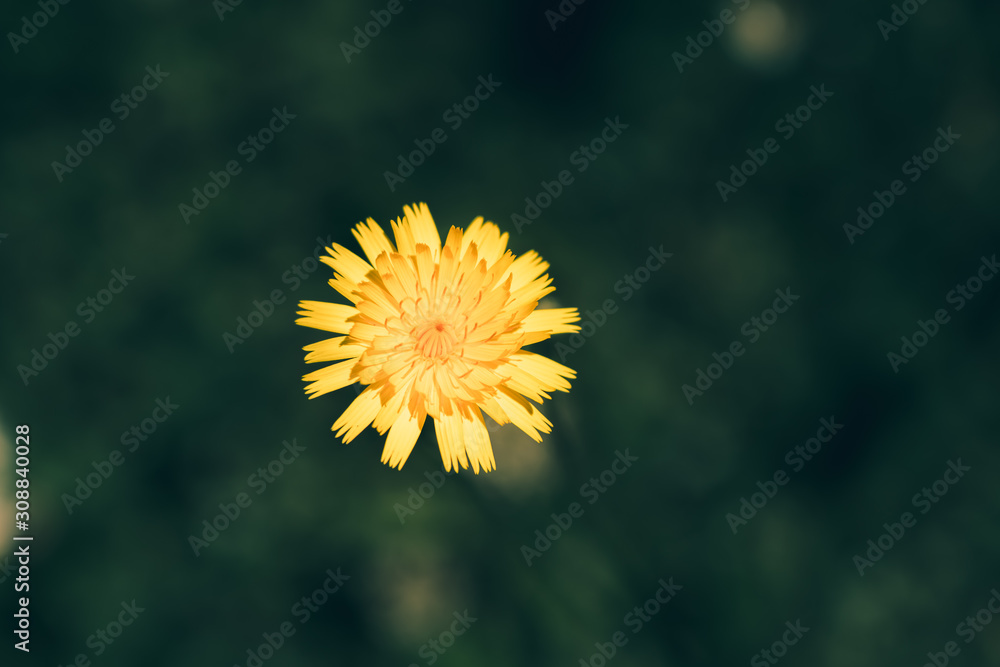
top-left (381, 409), bottom-right (425, 469)
top-left (434, 408), bottom-right (469, 472)
top-left (400, 203), bottom-right (442, 258)
top-left (508, 351), bottom-right (575, 389)
top-left (303, 336), bottom-right (365, 363)
top-left (493, 386), bottom-right (552, 441)
top-left (500, 351), bottom-right (576, 403)
top-left (504, 250), bottom-right (549, 291)
top-left (413, 244), bottom-right (436, 292)
top-left (376, 252), bottom-right (420, 304)
top-left (351, 217), bottom-right (396, 266)
top-left (303, 359), bottom-right (359, 398)
top-left (320, 243), bottom-right (374, 285)
top-left (296, 301), bottom-right (360, 334)
top-left (437, 227), bottom-right (464, 286)
top-left (372, 374), bottom-right (416, 434)
top-left (460, 406), bottom-right (495, 473)
top-left (517, 307), bottom-right (581, 337)
top-left (333, 387), bottom-right (384, 443)
top-left (461, 218), bottom-right (509, 265)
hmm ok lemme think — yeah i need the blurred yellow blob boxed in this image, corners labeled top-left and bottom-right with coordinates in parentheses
top-left (366, 547), bottom-right (467, 643)
top-left (471, 416), bottom-right (559, 501)
top-left (731, 1), bottom-right (802, 70)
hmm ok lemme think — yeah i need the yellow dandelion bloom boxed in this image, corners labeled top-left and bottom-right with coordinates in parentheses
top-left (296, 203), bottom-right (580, 474)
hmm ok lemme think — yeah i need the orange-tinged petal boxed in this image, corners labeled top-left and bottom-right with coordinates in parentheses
top-left (461, 218), bottom-right (509, 265)
top-left (402, 203), bottom-right (442, 257)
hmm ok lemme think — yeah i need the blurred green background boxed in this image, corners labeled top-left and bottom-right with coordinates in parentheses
top-left (2, 0), bottom-right (999, 665)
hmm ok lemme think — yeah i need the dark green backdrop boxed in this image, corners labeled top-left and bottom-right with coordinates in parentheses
top-left (2, 0), bottom-right (999, 665)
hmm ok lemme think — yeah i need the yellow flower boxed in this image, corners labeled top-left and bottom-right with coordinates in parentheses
top-left (296, 203), bottom-right (580, 473)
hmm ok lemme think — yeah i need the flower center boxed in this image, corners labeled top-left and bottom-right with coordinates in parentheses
top-left (413, 319), bottom-right (458, 359)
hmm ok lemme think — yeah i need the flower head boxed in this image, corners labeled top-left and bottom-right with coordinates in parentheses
top-left (296, 203), bottom-right (580, 473)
